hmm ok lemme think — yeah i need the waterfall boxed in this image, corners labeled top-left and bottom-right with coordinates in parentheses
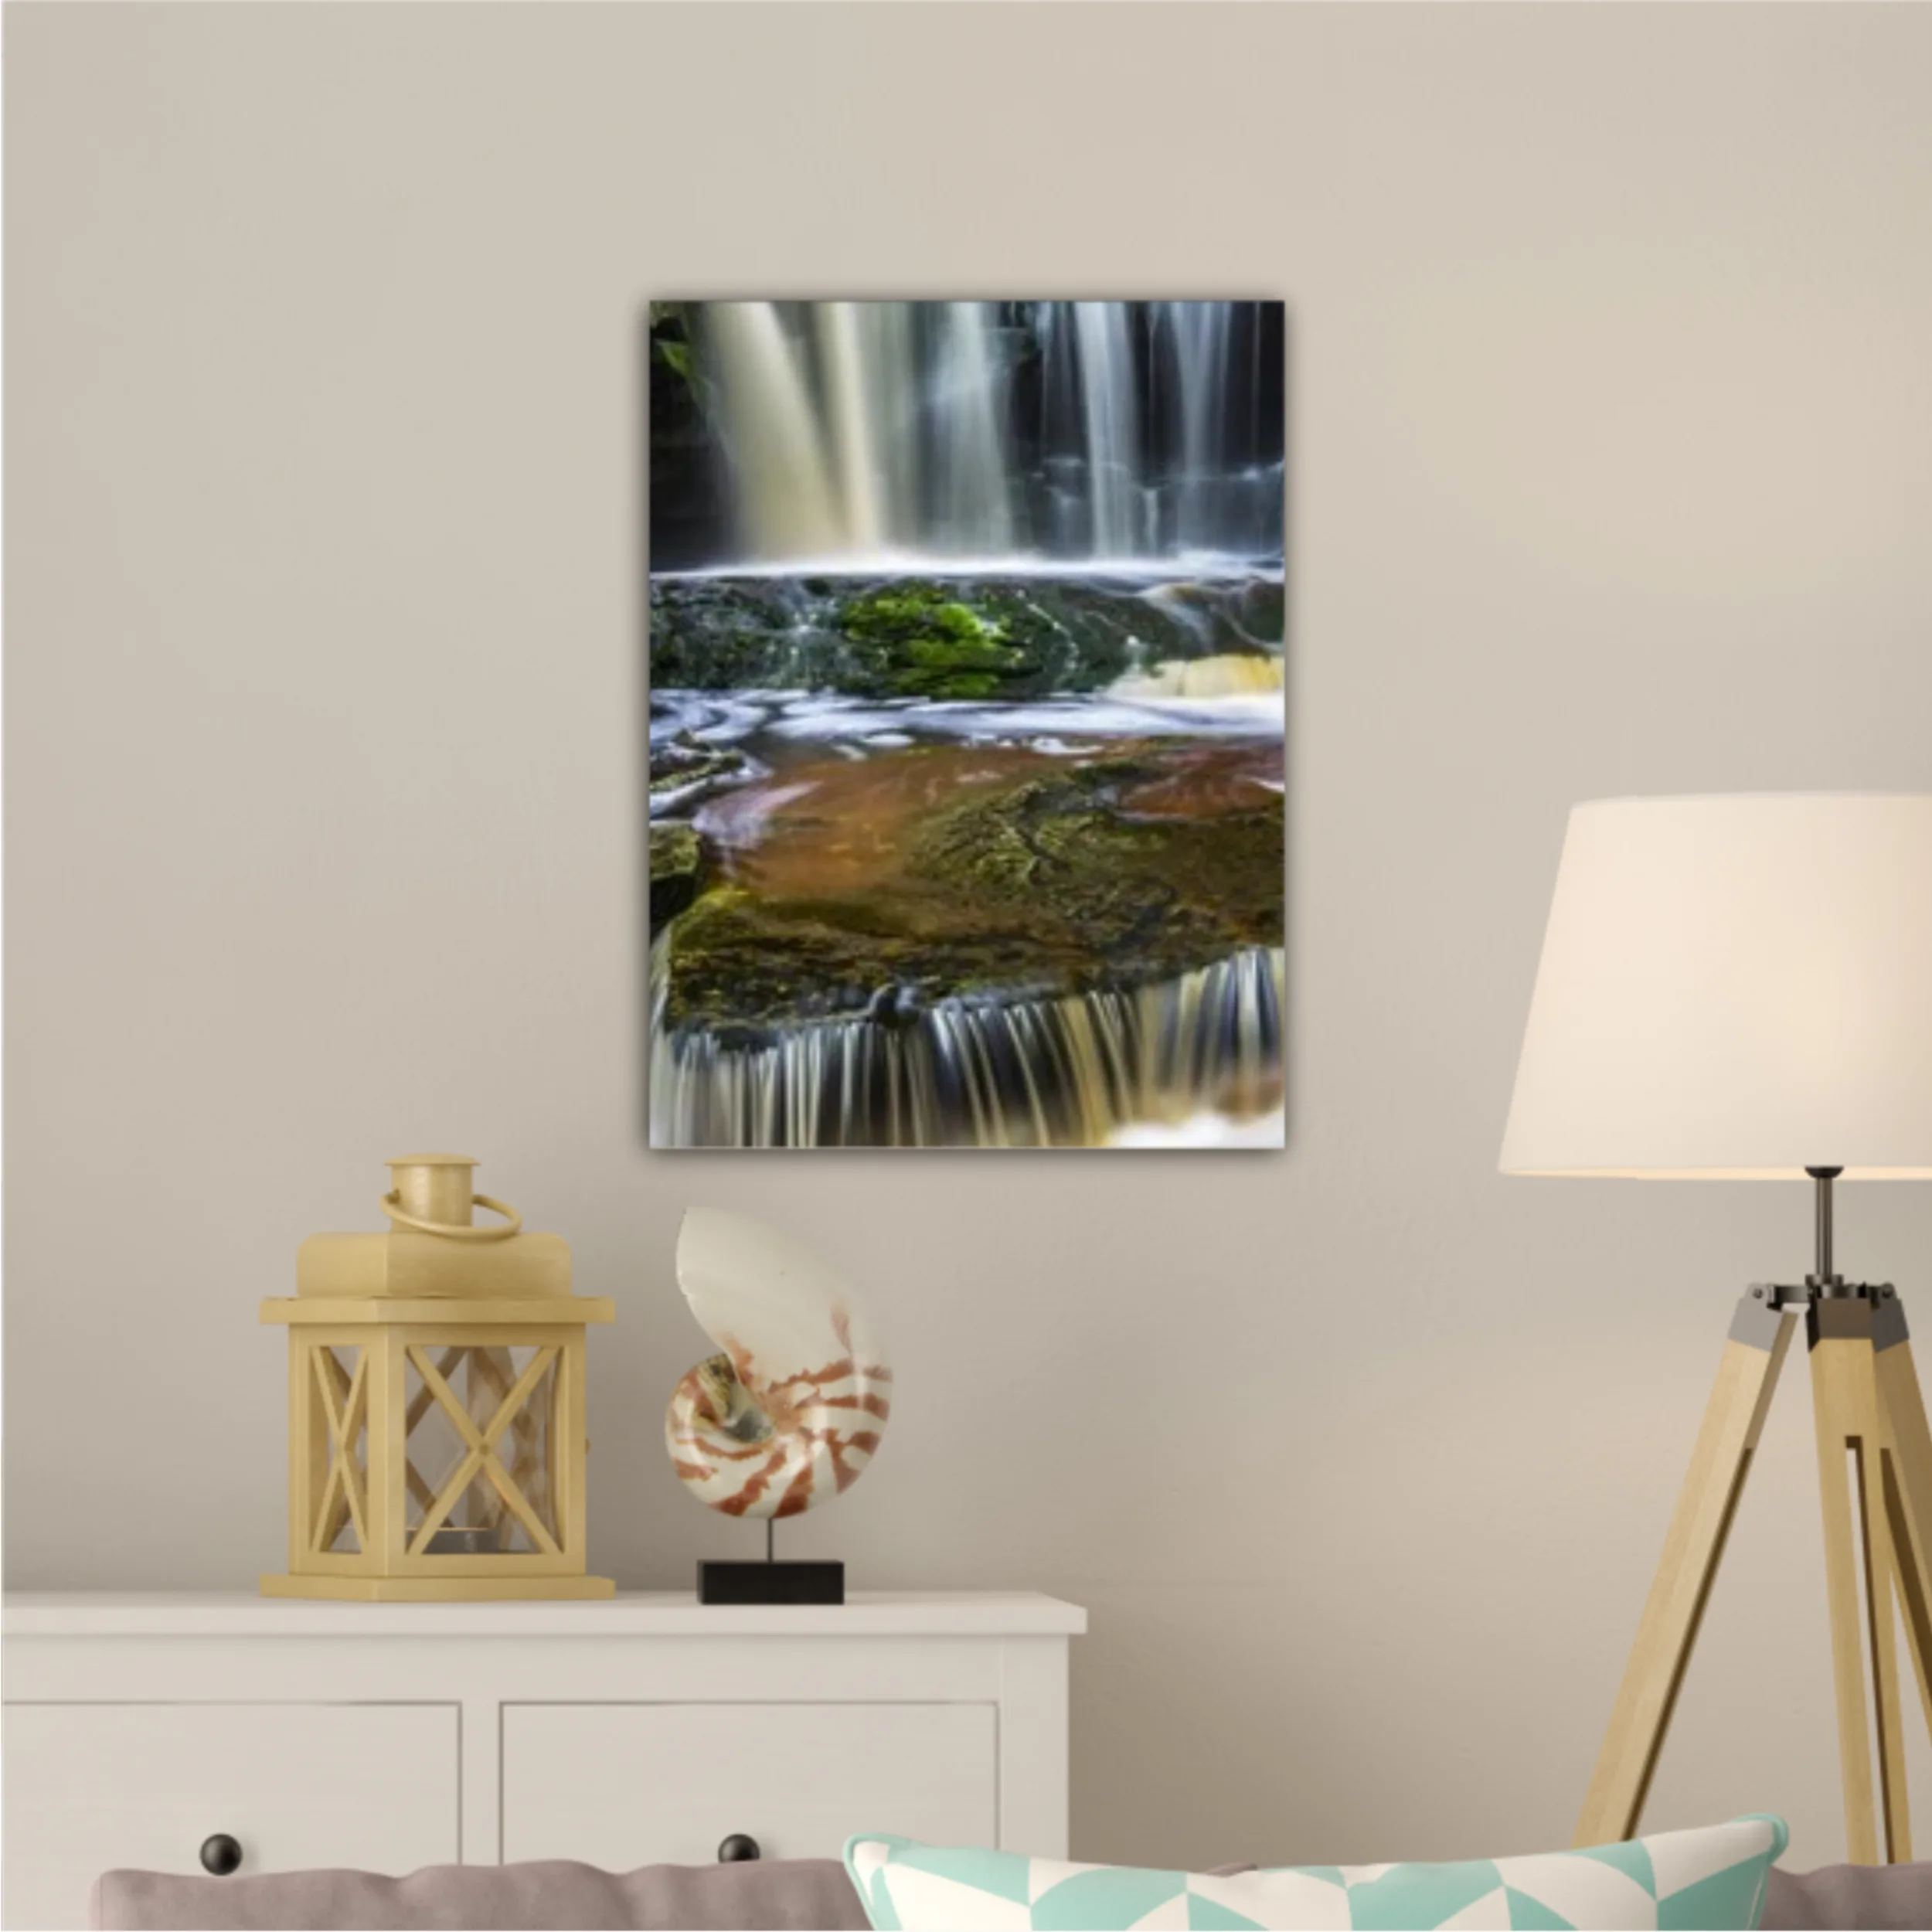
top-left (929, 302), bottom-right (1015, 554)
top-left (862, 303), bottom-right (920, 543)
top-left (649, 943), bottom-right (1284, 1149)
top-left (1162, 301), bottom-right (1233, 549)
top-left (815, 304), bottom-right (886, 550)
top-left (706, 304), bottom-right (843, 560)
top-left (671, 300), bottom-right (1281, 569)
top-left (1070, 301), bottom-right (1141, 556)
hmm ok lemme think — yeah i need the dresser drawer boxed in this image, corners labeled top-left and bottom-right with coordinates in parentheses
top-left (502, 1702), bottom-right (996, 1867)
top-left (2, 1702), bottom-right (460, 1930)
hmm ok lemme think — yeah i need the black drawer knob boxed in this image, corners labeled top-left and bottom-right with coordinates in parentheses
top-left (199, 1834), bottom-right (243, 1877)
top-left (717, 1833), bottom-right (761, 1863)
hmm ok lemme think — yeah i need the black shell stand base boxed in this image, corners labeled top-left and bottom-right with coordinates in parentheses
top-left (698, 1560), bottom-right (845, 1605)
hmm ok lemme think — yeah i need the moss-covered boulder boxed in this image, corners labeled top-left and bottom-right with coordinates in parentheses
top-left (835, 583), bottom-right (1029, 699)
top-left (649, 822), bottom-right (707, 926)
top-left (648, 570), bottom-right (1283, 698)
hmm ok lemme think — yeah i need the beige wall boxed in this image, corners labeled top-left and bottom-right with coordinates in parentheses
top-left (9, 0), bottom-right (1932, 1873)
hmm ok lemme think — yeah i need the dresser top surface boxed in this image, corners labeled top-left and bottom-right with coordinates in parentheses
top-left (2, 1590), bottom-right (1086, 1639)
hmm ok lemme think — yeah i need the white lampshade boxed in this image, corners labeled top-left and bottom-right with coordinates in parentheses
top-left (1501, 794), bottom-right (1932, 1179)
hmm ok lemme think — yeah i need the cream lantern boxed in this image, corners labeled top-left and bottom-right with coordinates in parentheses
top-left (261, 1156), bottom-right (614, 1601)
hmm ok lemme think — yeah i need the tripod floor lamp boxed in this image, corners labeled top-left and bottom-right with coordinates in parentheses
top-left (1501, 794), bottom-right (1932, 1866)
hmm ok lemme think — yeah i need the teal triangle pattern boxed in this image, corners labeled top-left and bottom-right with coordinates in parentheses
top-left (1656, 1857), bottom-right (1771, 1932)
top-left (863, 1865), bottom-right (903, 1932)
top-left (1576, 1838), bottom-right (1657, 1896)
top-left (844, 1815), bottom-right (1787, 1931)
top-left (1348, 1859), bottom-right (1502, 1930)
top-left (1187, 1889), bottom-right (1266, 1930)
top-left (894, 1842), bottom-right (1034, 1905)
top-left (1506, 1885), bottom-right (1576, 1930)
top-left (1032, 1867), bottom-right (1185, 1930)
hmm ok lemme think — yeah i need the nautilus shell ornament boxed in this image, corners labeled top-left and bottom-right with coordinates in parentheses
top-left (665, 1208), bottom-right (890, 1519)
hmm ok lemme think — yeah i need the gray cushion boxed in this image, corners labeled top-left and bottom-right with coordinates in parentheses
top-left (91, 1857), bottom-right (872, 1930)
top-left (1760, 1859), bottom-right (1932, 1930)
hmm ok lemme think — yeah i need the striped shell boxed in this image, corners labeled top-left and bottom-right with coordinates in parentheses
top-left (664, 1207), bottom-right (890, 1519)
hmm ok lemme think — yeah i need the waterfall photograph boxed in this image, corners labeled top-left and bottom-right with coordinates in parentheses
top-left (648, 301), bottom-right (1286, 1149)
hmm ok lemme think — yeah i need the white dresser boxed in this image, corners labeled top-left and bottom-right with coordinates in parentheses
top-left (1, 1590), bottom-right (1083, 1931)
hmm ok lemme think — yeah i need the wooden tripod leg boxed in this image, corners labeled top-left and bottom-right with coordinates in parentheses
top-left (1575, 1295), bottom-right (1794, 1848)
top-left (1873, 1304), bottom-right (1932, 1757)
top-left (1811, 1299), bottom-right (1909, 1864)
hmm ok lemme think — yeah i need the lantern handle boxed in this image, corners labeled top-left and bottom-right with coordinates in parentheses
top-left (380, 1190), bottom-right (522, 1242)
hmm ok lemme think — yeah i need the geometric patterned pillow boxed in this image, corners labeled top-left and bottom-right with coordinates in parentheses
top-left (845, 1815), bottom-right (1787, 1930)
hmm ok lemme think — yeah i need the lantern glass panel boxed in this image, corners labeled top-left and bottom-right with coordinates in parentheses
top-left (403, 1345), bottom-right (560, 1556)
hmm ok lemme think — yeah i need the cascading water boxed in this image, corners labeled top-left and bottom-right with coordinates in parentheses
top-left (860, 303), bottom-right (920, 539)
top-left (1069, 301), bottom-right (1142, 556)
top-left (705, 304), bottom-right (843, 561)
top-left (650, 940), bottom-right (1284, 1150)
top-left (1162, 300), bottom-right (1233, 550)
top-left (675, 299), bottom-right (1282, 568)
top-left (815, 303), bottom-right (886, 550)
top-left (930, 301), bottom-right (1015, 556)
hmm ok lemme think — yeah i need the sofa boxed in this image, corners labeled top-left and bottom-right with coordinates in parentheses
top-left (90, 1852), bottom-right (1932, 1930)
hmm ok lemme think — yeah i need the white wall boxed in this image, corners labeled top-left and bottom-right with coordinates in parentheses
top-left (8, 0), bottom-right (1932, 1873)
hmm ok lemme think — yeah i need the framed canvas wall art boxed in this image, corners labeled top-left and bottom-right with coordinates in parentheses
top-left (648, 300), bottom-right (1284, 1149)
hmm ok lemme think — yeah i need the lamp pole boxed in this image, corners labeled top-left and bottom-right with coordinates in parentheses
top-left (1809, 1165), bottom-right (1845, 1293)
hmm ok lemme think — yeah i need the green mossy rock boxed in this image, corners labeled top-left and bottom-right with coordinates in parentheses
top-left (836, 583), bottom-right (1028, 699)
top-left (648, 570), bottom-right (1282, 699)
top-left (649, 822), bottom-right (706, 926)
top-left (841, 587), bottom-right (995, 648)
